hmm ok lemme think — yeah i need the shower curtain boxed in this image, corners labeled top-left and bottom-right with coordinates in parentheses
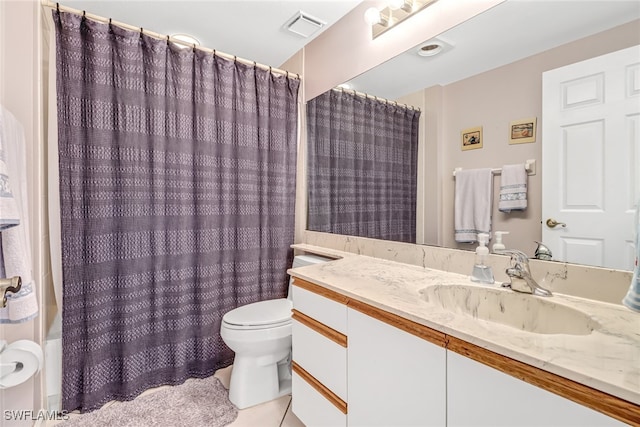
top-left (307, 90), bottom-right (420, 243)
top-left (54, 11), bottom-right (299, 412)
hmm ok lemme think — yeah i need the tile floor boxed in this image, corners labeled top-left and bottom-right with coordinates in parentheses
top-left (47, 365), bottom-right (304, 427)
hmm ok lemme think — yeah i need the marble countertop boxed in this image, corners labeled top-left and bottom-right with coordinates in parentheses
top-left (288, 245), bottom-right (640, 405)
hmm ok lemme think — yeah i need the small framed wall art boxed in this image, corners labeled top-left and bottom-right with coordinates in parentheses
top-left (509, 117), bottom-right (536, 144)
top-left (461, 126), bottom-right (483, 151)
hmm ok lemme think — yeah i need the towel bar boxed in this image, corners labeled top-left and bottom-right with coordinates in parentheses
top-left (453, 159), bottom-right (536, 177)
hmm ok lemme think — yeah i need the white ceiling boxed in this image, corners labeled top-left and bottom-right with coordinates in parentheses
top-left (346, 0), bottom-right (640, 100)
top-left (53, 0), bottom-right (640, 98)
top-left (57, 0), bottom-right (363, 67)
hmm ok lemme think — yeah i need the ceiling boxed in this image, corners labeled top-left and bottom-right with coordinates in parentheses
top-left (57, 0), bottom-right (363, 67)
top-left (346, 0), bottom-right (640, 100)
top-left (52, 0), bottom-right (640, 98)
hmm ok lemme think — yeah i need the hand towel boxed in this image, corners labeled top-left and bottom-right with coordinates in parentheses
top-left (0, 106), bottom-right (38, 323)
top-left (454, 168), bottom-right (493, 243)
top-left (498, 164), bottom-right (527, 212)
top-left (0, 108), bottom-right (20, 231)
top-left (622, 205), bottom-right (640, 312)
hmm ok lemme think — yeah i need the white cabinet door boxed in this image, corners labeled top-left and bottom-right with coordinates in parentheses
top-left (347, 308), bottom-right (446, 427)
top-left (447, 351), bottom-right (625, 426)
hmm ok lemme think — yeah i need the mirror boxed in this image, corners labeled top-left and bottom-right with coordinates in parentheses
top-left (306, 0), bottom-right (640, 270)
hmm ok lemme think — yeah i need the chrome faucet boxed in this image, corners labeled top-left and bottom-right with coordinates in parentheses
top-left (497, 250), bottom-right (552, 297)
top-left (0, 276), bottom-right (22, 308)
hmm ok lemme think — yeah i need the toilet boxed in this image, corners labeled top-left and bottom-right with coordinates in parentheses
top-left (220, 254), bottom-right (330, 409)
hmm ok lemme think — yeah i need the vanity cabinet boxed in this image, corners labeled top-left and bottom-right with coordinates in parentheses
top-left (347, 306), bottom-right (446, 427)
top-left (447, 351), bottom-right (625, 426)
top-left (290, 277), bottom-right (633, 426)
top-left (291, 280), bottom-right (348, 427)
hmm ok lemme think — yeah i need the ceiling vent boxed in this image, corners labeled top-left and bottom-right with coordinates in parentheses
top-left (285, 11), bottom-right (326, 38)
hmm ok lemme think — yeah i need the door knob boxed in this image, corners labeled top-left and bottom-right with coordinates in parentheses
top-left (546, 218), bottom-right (566, 228)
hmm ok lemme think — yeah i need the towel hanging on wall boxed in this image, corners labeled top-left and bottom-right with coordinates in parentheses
top-left (0, 106), bottom-right (20, 231)
top-left (498, 163), bottom-right (528, 212)
top-left (0, 106), bottom-right (38, 324)
top-left (454, 168), bottom-right (493, 243)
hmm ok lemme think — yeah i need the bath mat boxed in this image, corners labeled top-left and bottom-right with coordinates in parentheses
top-left (61, 376), bottom-right (238, 427)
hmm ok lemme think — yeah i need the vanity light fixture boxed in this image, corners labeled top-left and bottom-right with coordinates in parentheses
top-left (367, 0), bottom-right (438, 39)
top-left (389, 0), bottom-right (414, 13)
top-left (364, 7), bottom-right (389, 27)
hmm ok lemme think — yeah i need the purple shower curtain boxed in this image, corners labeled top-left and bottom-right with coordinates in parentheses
top-left (54, 11), bottom-right (299, 412)
top-left (307, 90), bottom-right (420, 243)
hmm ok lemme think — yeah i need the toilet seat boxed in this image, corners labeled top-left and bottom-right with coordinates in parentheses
top-left (222, 299), bottom-right (293, 330)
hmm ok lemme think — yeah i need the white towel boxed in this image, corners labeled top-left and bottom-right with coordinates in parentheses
top-left (498, 163), bottom-right (527, 212)
top-left (0, 107), bottom-right (20, 231)
top-left (623, 204), bottom-right (640, 312)
top-left (454, 168), bottom-right (493, 243)
top-left (0, 106), bottom-right (38, 324)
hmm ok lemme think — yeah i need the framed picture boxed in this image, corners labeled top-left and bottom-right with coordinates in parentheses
top-left (509, 117), bottom-right (536, 144)
top-left (461, 126), bottom-right (483, 151)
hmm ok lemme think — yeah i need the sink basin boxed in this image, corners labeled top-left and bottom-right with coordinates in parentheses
top-left (419, 285), bottom-right (600, 335)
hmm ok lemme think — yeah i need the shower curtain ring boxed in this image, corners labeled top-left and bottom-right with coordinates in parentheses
top-left (166, 35), bottom-right (169, 45)
top-left (56, 2), bottom-right (59, 12)
top-left (82, 10), bottom-right (86, 18)
top-left (193, 43), bottom-right (196, 52)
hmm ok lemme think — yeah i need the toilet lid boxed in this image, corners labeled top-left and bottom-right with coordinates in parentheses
top-left (223, 299), bottom-right (293, 328)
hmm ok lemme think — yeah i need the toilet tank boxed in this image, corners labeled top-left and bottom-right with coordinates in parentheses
top-left (287, 254), bottom-right (331, 298)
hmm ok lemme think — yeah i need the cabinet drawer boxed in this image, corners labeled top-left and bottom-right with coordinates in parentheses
top-left (292, 315), bottom-right (347, 401)
top-left (292, 370), bottom-right (347, 427)
top-left (292, 281), bottom-right (347, 334)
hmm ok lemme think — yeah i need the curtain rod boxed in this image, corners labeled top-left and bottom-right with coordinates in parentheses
top-left (331, 87), bottom-right (421, 112)
top-left (41, 1), bottom-right (301, 80)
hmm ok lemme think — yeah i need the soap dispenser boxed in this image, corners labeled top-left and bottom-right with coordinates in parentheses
top-left (470, 233), bottom-right (495, 284)
top-left (492, 231), bottom-right (509, 253)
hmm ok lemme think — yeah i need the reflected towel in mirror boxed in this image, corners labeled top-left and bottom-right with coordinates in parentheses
top-left (498, 163), bottom-right (527, 212)
top-left (454, 168), bottom-right (492, 243)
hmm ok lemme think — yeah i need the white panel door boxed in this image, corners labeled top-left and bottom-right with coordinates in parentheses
top-left (542, 45), bottom-right (640, 270)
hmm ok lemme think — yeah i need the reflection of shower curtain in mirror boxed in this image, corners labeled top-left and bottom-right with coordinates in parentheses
top-left (307, 90), bottom-right (420, 243)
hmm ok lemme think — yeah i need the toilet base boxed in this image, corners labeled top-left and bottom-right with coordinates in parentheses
top-left (228, 351), bottom-right (292, 409)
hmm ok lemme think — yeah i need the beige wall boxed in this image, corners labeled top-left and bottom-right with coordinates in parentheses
top-left (301, 0), bottom-right (506, 101)
top-left (0, 1), bottom-right (49, 425)
top-left (290, 0), bottom-right (505, 247)
top-left (439, 19), bottom-right (640, 254)
top-left (296, 17), bottom-right (640, 256)
top-left (279, 51), bottom-right (307, 246)
top-left (297, 3), bottom-right (637, 302)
